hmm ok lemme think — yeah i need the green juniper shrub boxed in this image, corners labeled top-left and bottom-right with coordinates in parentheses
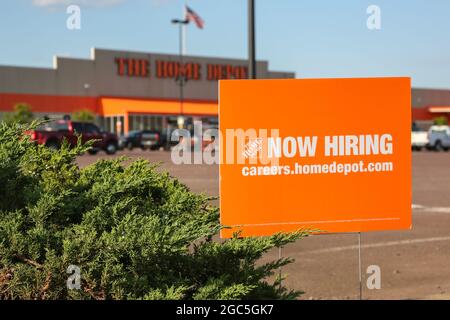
top-left (0, 121), bottom-right (310, 300)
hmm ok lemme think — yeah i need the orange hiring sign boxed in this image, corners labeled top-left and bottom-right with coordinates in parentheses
top-left (219, 78), bottom-right (412, 238)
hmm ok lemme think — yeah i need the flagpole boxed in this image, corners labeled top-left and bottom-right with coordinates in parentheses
top-left (179, 22), bottom-right (184, 118)
top-left (172, 5), bottom-right (202, 127)
top-left (182, 3), bottom-right (187, 55)
top-left (171, 18), bottom-right (189, 127)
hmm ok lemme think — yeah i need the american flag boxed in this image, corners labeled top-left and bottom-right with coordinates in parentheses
top-left (185, 5), bottom-right (204, 29)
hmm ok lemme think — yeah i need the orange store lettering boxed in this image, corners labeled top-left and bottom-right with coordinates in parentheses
top-left (115, 58), bottom-right (149, 77)
top-left (115, 56), bottom-right (247, 81)
top-left (156, 60), bottom-right (201, 80)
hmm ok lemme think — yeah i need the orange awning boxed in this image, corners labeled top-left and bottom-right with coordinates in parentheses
top-left (99, 97), bottom-right (218, 116)
top-left (429, 106), bottom-right (450, 113)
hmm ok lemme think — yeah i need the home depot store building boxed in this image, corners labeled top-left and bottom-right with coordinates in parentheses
top-left (0, 48), bottom-right (449, 133)
top-left (0, 48), bottom-right (293, 135)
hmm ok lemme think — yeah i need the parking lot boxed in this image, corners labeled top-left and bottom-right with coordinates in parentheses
top-left (76, 150), bottom-right (450, 300)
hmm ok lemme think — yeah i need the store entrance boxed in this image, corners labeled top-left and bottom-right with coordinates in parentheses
top-left (100, 115), bottom-right (125, 136)
top-left (128, 114), bottom-right (164, 132)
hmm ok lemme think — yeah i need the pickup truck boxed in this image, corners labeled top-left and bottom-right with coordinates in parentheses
top-left (29, 120), bottom-right (119, 154)
top-left (426, 125), bottom-right (450, 151)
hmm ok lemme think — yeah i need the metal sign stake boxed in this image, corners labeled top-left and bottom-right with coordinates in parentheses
top-left (278, 246), bottom-right (283, 292)
top-left (358, 232), bottom-right (362, 300)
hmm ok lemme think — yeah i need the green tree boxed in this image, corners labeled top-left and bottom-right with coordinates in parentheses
top-left (433, 116), bottom-right (448, 126)
top-left (72, 109), bottom-right (96, 122)
top-left (0, 121), bottom-right (310, 300)
top-left (4, 103), bottom-right (34, 124)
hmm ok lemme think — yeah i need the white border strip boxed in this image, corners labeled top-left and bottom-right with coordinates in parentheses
top-left (230, 217), bottom-right (400, 228)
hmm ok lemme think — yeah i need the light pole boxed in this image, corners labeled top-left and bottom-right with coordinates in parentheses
top-left (171, 18), bottom-right (189, 128)
top-left (248, 0), bottom-right (256, 79)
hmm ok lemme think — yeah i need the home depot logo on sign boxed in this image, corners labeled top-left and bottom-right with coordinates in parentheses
top-left (219, 78), bottom-right (412, 238)
top-left (242, 138), bottom-right (263, 159)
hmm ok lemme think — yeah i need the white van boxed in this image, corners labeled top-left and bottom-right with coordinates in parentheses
top-left (411, 123), bottom-right (429, 151)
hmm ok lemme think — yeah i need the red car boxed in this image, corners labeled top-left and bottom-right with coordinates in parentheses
top-left (28, 120), bottom-right (119, 155)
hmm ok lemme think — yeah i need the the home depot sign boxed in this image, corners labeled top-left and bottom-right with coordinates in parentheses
top-left (115, 57), bottom-right (248, 81)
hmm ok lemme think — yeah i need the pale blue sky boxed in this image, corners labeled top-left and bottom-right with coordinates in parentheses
top-left (1, 0), bottom-right (450, 88)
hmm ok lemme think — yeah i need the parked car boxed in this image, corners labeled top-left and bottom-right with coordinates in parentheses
top-left (167, 127), bottom-right (214, 151)
top-left (426, 125), bottom-right (450, 151)
top-left (28, 120), bottom-right (119, 154)
top-left (119, 130), bottom-right (165, 150)
top-left (411, 123), bottom-right (429, 151)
